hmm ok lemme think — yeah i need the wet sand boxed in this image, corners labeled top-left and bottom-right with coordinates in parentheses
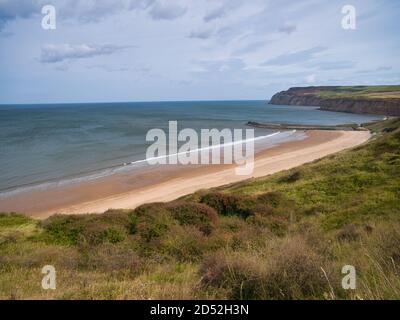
top-left (0, 130), bottom-right (371, 219)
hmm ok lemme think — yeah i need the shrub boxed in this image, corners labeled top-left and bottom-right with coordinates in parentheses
top-left (129, 204), bottom-right (174, 242)
top-left (199, 237), bottom-right (339, 300)
top-left (166, 202), bottom-right (218, 235)
top-left (302, 204), bottom-right (325, 216)
top-left (101, 228), bottom-right (126, 244)
top-left (247, 214), bottom-right (289, 236)
top-left (79, 243), bottom-right (142, 274)
top-left (337, 224), bottom-right (360, 242)
top-left (262, 237), bottom-right (338, 299)
top-left (199, 252), bottom-right (229, 287)
top-left (200, 193), bottom-right (253, 218)
top-left (229, 223), bottom-right (272, 250)
top-left (278, 170), bottom-right (301, 183)
top-left (40, 215), bottom-right (83, 245)
top-left (256, 191), bottom-right (286, 209)
top-left (161, 225), bottom-right (208, 261)
top-left (249, 203), bottom-right (274, 216)
top-left (41, 212), bottom-right (131, 246)
top-left (374, 225), bottom-right (400, 266)
top-left (199, 252), bottom-right (266, 299)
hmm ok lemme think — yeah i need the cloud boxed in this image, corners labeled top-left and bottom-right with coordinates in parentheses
top-left (189, 28), bottom-right (214, 40)
top-left (0, 31), bottom-right (13, 37)
top-left (0, 0), bottom-right (157, 29)
top-left (234, 40), bottom-right (267, 55)
top-left (147, 1), bottom-right (187, 20)
top-left (278, 23), bottom-right (297, 34)
top-left (356, 66), bottom-right (393, 74)
top-left (204, 6), bottom-right (226, 22)
top-left (377, 66), bottom-right (392, 71)
top-left (262, 46), bottom-right (327, 66)
top-left (40, 44), bottom-right (130, 63)
top-left (0, 0), bottom-right (41, 30)
top-left (192, 58), bottom-right (246, 74)
top-left (0, 0), bottom-right (189, 31)
top-left (86, 64), bottom-right (130, 72)
top-left (59, 0), bottom-right (155, 23)
top-left (203, 0), bottom-right (242, 22)
top-left (309, 60), bottom-right (355, 71)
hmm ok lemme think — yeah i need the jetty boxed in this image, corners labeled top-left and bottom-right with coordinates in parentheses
top-left (246, 121), bottom-right (368, 131)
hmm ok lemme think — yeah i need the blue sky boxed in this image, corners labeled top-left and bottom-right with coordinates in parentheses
top-left (0, 0), bottom-right (399, 104)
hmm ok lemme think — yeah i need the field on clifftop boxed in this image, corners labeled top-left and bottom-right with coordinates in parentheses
top-left (304, 86), bottom-right (400, 100)
top-left (1, 118), bottom-right (400, 300)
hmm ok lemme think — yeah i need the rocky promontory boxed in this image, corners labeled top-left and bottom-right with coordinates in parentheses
top-left (269, 86), bottom-right (400, 116)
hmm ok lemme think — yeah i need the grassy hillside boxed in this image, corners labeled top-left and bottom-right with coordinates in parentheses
top-left (306, 86), bottom-right (400, 100)
top-left (1, 118), bottom-right (400, 300)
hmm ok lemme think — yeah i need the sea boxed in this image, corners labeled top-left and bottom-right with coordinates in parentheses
top-left (0, 100), bottom-right (381, 195)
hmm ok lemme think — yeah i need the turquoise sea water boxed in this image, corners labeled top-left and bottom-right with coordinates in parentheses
top-left (0, 100), bottom-right (381, 193)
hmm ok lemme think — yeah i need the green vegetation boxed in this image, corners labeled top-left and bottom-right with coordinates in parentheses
top-left (1, 118), bottom-right (400, 299)
top-left (304, 85), bottom-right (400, 100)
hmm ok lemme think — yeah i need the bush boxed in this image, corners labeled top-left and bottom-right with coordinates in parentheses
top-left (199, 237), bottom-right (339, 300)
top-left (374, 225), bottom-right (400, 266)
top-left (262, 237), bottom-right (338, 299)
top-left (161, 225), bottom-right (208, 261)
top-left (79, 243), bottom-right (142, 274)
top-left (199, 252), bottom-right (266, 299)
top-left (166, 202), bottom-right (218, 235)
top-left (247, 214), bottom-right (289, 236)
top-left (200, 193), bottom-right (253, 218)
top-left (250, 203), bottom-right (274, 216)
top-left (337, 224), bottom-right (360, 242)
top-left (256, 191), bottom-right (287, 209)
top-left (278, 170), bottom-right (301, 183)
top-left (129, 204), bottom-right (174, 243)
top-left (41, 212), bottom-right (131, 246)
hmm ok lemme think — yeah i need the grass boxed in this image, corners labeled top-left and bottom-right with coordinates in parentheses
top-left (0, 118), bottom-right (400, 299)
top-left (302, 85), bottom-right (400, 100)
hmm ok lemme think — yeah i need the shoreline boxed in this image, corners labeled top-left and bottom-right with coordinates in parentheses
top-left (0, 130), bottom-right (371, 219)
top-left (0, 130), bottom-right (300, 196)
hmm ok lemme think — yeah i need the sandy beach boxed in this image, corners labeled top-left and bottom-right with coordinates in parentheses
top-left (0, 130), bottom-right (371, 219)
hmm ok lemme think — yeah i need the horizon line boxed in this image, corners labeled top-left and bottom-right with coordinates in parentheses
top-left (0, 98), bottom-right (271, 107)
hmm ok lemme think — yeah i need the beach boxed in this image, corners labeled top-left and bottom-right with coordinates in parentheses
top-left (0, 130), bottom-right (371, 218)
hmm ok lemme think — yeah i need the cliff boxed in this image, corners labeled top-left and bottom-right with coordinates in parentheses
top-left (269, 86), bottom-right (400, 116)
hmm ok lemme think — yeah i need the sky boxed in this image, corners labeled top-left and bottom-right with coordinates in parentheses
top-left (0, 0), bottom-right (399, 104)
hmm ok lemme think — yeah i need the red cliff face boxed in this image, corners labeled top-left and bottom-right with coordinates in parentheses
top-left (269, 87), bottom-right (400, 116)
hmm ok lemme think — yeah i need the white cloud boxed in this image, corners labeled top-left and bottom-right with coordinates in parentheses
top-left (0, 0), bottom-right (188, 30)
top-left (40, 44), bottom-right (130, 63)
top-left (147, 1), bottom-right (187, 20)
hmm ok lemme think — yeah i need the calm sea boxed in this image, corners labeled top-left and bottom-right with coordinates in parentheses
top-left (0, 100), bottom-right (381, 193)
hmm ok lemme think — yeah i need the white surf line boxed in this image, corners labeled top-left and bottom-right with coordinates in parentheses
top-left (128, 131), bottom-right (288, 165)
